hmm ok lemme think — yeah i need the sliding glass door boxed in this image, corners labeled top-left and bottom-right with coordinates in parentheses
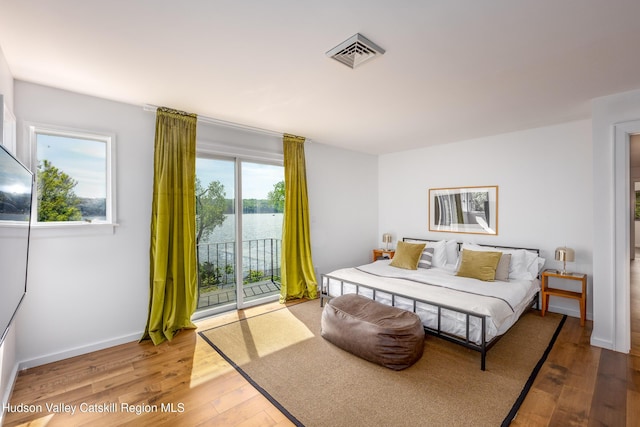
top-left (195, 155), bottom-right (283, 315)
top-left (195, 157), bottom-right (236, 311)
top-left (241, 162), bottom-right (284, 304)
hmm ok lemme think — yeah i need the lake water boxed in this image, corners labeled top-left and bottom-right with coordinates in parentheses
top-left (204, 212), bottom-right (283, 243)
top-left (199, 213), bottom-right (283, 276)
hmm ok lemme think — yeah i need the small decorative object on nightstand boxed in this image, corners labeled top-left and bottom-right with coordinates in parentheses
top-left (372, 249), bottom-right (395, 262)
top-left (541, 268), bottom-right (587, 326)
top-left (554, 246), bottom-right (575, 275)
top-left (382, 233), bottom-right (392, 250)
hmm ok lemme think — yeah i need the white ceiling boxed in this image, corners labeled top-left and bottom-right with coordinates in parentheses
top-left (1, 1), bottom-right (640, 155)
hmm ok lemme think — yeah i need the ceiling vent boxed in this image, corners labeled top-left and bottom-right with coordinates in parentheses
top-left (326, 33), bottom-right (385, 69)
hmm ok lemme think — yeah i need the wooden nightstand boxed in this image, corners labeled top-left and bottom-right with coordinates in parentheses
top-left (372, 249), bottom-right (395, 262)
top-left (541, 269), bottom-right (587, 326)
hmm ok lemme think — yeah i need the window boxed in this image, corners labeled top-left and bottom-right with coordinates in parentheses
top-left (27, 124), bottom-right (115, 225)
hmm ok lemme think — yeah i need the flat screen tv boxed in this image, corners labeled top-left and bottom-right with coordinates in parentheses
top-left (0, 144), bottom-right (33, 347)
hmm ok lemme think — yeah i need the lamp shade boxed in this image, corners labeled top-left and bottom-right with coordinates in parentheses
top-left (555, 247), bottom-right (575, 262)
top-left (555, 246), bottom-right (575, 275)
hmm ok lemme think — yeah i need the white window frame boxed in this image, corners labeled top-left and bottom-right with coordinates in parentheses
top-left (26, 122), bottom-right (117, 231)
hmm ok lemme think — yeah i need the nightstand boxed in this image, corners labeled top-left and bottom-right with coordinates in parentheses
top-left (541, 269), bottom-right (587, 326)
top-left (372, 249), bottom-right (395, 262)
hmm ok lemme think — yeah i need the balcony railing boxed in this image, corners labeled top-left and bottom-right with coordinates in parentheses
top-left (197, 238), bottom-right (282, 289)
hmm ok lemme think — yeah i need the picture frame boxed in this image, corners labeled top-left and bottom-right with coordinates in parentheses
top-left (429, 186), bottom-right (498, 235)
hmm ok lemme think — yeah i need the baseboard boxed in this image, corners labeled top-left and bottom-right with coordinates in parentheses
top-left (590, 335), bottom-right (614, 350)
top-left (546, 304), bottom-right (614, 350)
top-left (18, 331), bottom-right (142, 370)
top-left (546, 302), bottom-right (589, 322)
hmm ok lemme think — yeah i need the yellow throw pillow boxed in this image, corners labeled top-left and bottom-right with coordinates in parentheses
top-left (456, 249), bottom-right (502, 281)
top-left (390, 241), bottom-right (426, 270)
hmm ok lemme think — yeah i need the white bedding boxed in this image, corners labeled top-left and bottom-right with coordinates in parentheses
top-left (321, 260), bottom-right (540, 344)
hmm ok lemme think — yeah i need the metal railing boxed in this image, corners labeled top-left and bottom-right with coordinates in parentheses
top-left (197, 238), bottom-right (281, 289)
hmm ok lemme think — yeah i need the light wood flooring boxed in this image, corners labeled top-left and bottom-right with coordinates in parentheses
top-left (4, 267), bottom-right (640, 426)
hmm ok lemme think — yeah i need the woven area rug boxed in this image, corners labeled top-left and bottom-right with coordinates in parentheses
top-left (200, 300), bottom-right (565, 427)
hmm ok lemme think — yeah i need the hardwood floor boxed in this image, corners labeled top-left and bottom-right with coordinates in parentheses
top-left (3, 302), bottom-right (298, 427)
top-left (3, 271), bottom-right (640, 426)
top-left (512, 254), bottom-right (640, 426)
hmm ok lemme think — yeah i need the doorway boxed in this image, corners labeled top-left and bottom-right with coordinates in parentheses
top-left (193, 155), bottom-right (284, 318)
top-left (614, 122), bottom-right (640, 353)
top-left (630, 135), bottom-right (640, 355)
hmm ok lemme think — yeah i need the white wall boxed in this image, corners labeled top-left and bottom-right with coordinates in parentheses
top-left (379, 119), bottom-right (594, 319)
top-left (9, 81), bottom-right (378, 369)
top-left (14, 81), bottom-right (156, 367)
top-left (0, 46), bottom-right (12, 109)
top-left (306, 142), bottom-right (378, 274)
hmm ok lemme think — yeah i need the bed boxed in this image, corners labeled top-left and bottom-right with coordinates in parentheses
top-left (319, 238), bottom-right (544, 370)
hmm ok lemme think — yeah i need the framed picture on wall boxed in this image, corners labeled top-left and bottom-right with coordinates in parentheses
top-left (429, 186), bottom-right (498, 235)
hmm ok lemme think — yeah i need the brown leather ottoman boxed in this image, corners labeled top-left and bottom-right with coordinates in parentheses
top-left (321, 294), bottom-right (425, 370)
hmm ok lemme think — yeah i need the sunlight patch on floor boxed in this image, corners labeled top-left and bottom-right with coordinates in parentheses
top-left (232, 309), bottom-right (315, 363)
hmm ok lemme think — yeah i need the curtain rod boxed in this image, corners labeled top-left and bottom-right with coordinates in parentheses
top-left (142, 104), bottom-right (310, 142)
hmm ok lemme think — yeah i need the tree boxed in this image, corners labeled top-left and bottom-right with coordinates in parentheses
top-left (267, 180), bottom-right (285, 213)
top-left (196, 178), bottom-right (227, 245)
top-left (243, 198), bottom-right (258, 213)
top-left (37, 159), bottom-right (82, 222)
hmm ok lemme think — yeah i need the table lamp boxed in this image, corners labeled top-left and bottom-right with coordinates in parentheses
top-left (382, 233), bottom-right (392, 250)
top-left (555, 246), bottom-right (575, 275)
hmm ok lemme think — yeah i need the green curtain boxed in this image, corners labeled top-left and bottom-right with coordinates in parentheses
top-left (141, 107), bottom-right (198, 345)
top-left (280, 134), bottom-right (318, 302)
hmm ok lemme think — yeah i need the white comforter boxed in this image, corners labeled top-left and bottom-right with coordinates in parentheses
top-left (322, 260), bottom-right (540, 344)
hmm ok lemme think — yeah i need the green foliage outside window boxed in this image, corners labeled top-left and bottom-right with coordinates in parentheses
top-left (37, 160), bottom-right (82, 222)
top-left (199, 261), bottom-right (235, 290)
top-left (267, 180), bottom-right (285, 213)
top-left (195, 178), bottom-right (227, 245)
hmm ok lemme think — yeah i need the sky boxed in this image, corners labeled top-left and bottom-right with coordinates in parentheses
top-left (37, 133), bottom-right (106, 198)
top-left (196, 158), bottom-right (283, 199)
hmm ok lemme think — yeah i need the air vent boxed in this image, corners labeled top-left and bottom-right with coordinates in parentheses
top-left (326, 33), bottom-right (385, 69)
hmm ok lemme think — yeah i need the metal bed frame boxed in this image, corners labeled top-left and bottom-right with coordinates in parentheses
top-left (319, 238), bottom-right (541, 371)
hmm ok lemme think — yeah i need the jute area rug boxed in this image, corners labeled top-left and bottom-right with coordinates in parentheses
top-left (199, 300), bottom-right (564, 427)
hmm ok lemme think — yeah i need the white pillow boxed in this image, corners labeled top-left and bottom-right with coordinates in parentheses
top-left (498, 248), bottom-right (545, 280)
top-left (425, 240), bottom-right (448, 268)
top-left (537, 257), bottom-right (546, 274)
top-left (523, 250), bottom-right (545, 279)
top-left (445, 240), bottom-right (459, 266)
top-left (404, 239), bottom-right (448, 268)
top-left (509, 251), bottom-right (531, 279)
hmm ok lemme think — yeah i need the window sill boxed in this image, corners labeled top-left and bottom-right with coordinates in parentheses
top-left (31, 222), bottom-right (119, 238)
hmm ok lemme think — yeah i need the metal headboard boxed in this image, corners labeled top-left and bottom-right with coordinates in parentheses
top-left (402, 237), bottom-right (540, 255)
